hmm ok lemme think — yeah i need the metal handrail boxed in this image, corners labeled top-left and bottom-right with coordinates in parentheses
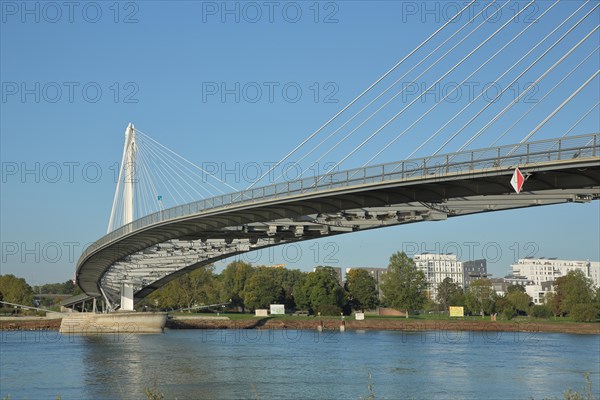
top-left (78, 132), bottom-right (600, 266)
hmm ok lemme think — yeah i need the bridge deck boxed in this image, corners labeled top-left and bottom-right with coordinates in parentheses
top-left (76, 133), bottom-right (600, 305)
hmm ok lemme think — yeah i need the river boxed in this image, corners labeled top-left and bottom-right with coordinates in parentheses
top-left (1, 328), bottom-right (598, 399)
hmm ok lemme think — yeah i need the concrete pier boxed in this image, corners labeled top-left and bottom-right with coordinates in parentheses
top-left (59, 312), bottom-right (167, 334)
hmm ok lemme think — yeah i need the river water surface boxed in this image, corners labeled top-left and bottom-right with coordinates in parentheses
top-left (1, 328), bottom-right (599, 399)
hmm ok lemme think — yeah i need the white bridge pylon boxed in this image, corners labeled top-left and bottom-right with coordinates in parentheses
top-left (108, 123), bottom-right (137, 310)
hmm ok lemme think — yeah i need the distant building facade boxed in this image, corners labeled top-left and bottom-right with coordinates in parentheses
top-left (511, 258), bottom-right (600, 287)
top-left (462, 259), bottom-right (489, 288)
top-left (490, 278), bottom-right (509, 296)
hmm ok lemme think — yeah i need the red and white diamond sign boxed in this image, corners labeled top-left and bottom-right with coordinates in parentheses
top-left (511, 168), bottom-right (524, 194)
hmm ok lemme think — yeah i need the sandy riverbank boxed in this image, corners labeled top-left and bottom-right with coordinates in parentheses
top-left (165, 317), bottom-right (600, 334)
top-left (2, 316), bottom-right (598, 334)
top-left (0, 317), bottom-right (62, 331)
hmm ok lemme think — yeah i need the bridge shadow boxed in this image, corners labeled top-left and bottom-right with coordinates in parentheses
top-left (249, 317), bottom-right (272, 328)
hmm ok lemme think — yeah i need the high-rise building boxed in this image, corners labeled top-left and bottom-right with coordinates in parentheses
top-left (413, 254), bottom-right (463, 299)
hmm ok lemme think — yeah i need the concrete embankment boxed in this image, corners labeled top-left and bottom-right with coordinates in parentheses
top-left (1, 312), bottom-right (167, 333)
top-left (59, 311), bottom-right (168, 334)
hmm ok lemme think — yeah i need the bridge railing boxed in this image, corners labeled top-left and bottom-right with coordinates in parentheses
top-left (80, 133), bottom-right (599, 263)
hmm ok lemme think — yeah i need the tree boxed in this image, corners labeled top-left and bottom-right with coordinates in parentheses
top-left (436, 277), bottom-right (464, 310)
top-left (243, 267), bottom-right (285, 310)
top-left (0, 275), bottom-right (34, 306)
top-left (554, 270), bottom-right (594, 316)
top-left (464, 278), bottom-right (496, 316)
top-left (345, 269), bottom-right (379, 311)
top-left (278, 268), bottom-right (306, 311)
top-left (294, 266), bottom-right (345, 315)
top-left (380, 252), bottom-right (427, 317)
top-left (177, 266), bottom-right (218, 311)
top-left (72, 283), bottom-right (83, 296)
top-left (507, 290), bottom-right (532, 315)
top-left (506, 284), bottom-right (526, 294)
top-left (494, 295), bottom-right (516, 320)
top-left (493, 288), bottom-right (532, 319)
top-left (544, 292), bottom-right (563, 317)
top-left (220, 261), bottom-right (254, 312)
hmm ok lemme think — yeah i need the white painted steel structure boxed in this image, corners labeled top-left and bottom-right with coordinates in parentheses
top-left (75, 131), bottom-right (600, 310)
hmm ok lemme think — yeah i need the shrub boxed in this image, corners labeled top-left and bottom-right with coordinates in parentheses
top-left (563, 372), bottom-right (595, 400)
top-left (530, 304), bottom-right (552, 319)
top-left (569, 304), bottom-right (599, 322)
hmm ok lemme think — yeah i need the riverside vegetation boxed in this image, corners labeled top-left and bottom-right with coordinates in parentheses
top-left (2, 252), bottom-right (598, 322)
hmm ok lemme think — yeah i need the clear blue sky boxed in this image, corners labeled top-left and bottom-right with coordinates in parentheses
top-left (1, 1), bottom-right (599, 285)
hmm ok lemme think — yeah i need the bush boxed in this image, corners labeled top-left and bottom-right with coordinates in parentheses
top-left (530, 304), bottom-right (552, 319)
top-left (315, 304), bottom-right (342, 316)
top-left (563, 372), bottom-right (595, 400)
top-left (0, 307), bottom-right (16, 315)
top-left (502, 308), bottom-right (517, 320)
top-left (569, 304), bottom-right (599, 322)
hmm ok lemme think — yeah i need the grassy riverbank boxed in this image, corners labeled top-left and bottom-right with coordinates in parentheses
top-left (165, 314), bottom-right (600, 334)
top-left (1, 313), bottom-right (598, 334)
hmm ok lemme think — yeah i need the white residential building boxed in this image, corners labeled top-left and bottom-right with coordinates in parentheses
top-left (413, 254), bottom-right (464, 299)
top-left (509, 258), bottom-right (600, 304)
top-left (590, 262), bottom-right (600, 288)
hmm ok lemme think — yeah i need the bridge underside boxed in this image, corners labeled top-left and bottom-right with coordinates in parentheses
top-left (77, 157), bottom-right (600, 309)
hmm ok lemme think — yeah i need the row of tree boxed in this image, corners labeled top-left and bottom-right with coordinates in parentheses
top-left (142, 252), bottom-right (420, 315)
top-left (33, 280), bottom-right (78, 295)
top-left (141, 262), bottom-right (366, 315)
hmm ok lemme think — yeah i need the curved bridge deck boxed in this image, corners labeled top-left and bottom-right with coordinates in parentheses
top-left (76, 133), bottom-right (600, 307)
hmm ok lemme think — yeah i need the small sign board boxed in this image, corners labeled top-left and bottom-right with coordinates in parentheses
top-left (255, 309), bottom-right (268, 317)
top-left (270, 304), bottom-right (285, 315)
top-left (355, 312), bottom-right (365, 320)
top-left (449, 306), bottom-right (464, 317)
top-left (511, 168), bottom-right (525, 194)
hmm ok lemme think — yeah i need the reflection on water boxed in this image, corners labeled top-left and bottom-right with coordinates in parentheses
top-left (1, 328), bottom-right (599, 399)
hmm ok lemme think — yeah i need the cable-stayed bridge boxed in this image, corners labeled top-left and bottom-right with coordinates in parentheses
top-left (72, 1), bottom-right (600, 311)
